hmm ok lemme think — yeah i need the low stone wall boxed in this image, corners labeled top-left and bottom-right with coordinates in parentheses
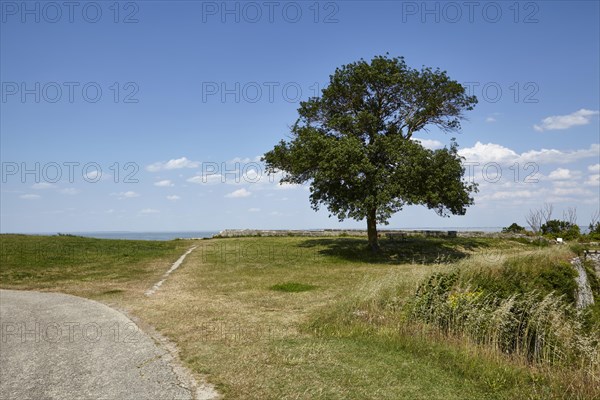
top-left (213, 229), bottom-right (535, 240)
top-left (584, 249), bottom-right (600, 261)
top-left (584, 250), bottom-right (600, 278)
top-left (572, 256), bottom-right (595, 309)
top-left (214, 229), bottom-right (368, 238)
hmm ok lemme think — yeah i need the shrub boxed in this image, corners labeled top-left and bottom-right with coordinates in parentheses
top-left (541, 219), bottom-right (580, 240)
top-left (570, 243), bottom-right (584, 255)
top-left (502, 223), bottom-right (526, 234)
top-left (585, 221), bottom-right (600, 240)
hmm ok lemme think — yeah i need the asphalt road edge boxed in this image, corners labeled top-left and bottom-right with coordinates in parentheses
top-left (112, 306), bottom-right (220, 400)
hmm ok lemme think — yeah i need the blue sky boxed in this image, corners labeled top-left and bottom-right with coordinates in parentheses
top-left (1, 0), bottom-right (599, 233)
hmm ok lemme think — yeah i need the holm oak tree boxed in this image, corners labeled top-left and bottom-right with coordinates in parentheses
top-left (263, 55), bottom-right (478, 252)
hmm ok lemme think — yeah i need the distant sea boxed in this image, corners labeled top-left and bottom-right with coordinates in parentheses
top-left (62, 227), bottom-right (505, 240)
top-left (5, 228), bottom-right (502, 241)
top-left (7, 226), bottom-right (590, 241)
top-left (64, 231), bottom-right (219, 241)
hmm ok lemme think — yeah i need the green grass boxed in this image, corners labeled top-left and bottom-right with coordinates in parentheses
top-left (1, 234), bottom-right (598, 399)
top-left (461, 256), bottom-right (578, 303)
top-left (0, 234), bottom-right (190, 295)
top-left (295, 236), bottom-right (493, 264)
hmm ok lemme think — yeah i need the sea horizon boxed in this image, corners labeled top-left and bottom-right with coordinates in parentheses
top-left (2, 226), bottom-right (592, 241)
top-left (0, 227), bottom-right (504, 241)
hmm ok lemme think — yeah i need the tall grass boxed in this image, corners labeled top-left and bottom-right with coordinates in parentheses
top-left (310, 245), bottom-right (600, 398)
top-left (404, 249), bottom-right (600, 395)
top-left (409, 275), bottom-right (598, 367)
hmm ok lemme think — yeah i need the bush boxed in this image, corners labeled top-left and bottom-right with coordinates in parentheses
top-left (570, 243), bottom-right (584, 255)
top-left (585, 221), bottom-right (600, 240)
top-left (502, 223), bottom-right (526, 234)
top-left (541, 219), bottom-right (580, 240)
top-left (589, 221), bottom-right (600, 235)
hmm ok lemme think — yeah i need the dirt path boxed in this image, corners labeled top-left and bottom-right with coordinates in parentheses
top-left (145, 246), bottom-right (197, 296)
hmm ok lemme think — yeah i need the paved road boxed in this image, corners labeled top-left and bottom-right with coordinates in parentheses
top-left (0, 290), bottom-right (194, 400)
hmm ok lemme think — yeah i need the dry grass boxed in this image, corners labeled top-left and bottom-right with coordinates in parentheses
top-left (3, 235), bottom-right (597, 399)
top-left (115, 237), bottom-right (560, 399)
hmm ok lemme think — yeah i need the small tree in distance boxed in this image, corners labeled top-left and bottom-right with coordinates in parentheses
top-left (502, 223), bottom-right (526, 234)
top-left (588, 210), bottom-right (600, 239)
top-left (526, 203), bottom-right (554, 234)
top-left (263, 55), bottom-right (478, 252)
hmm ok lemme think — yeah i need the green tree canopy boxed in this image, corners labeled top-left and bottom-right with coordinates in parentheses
top-left (502, 223), bottom-right (526, 234)
top-left (263, 55), bottom-right (478, 251)
top-left (541, 219), bottom-right (580, 240)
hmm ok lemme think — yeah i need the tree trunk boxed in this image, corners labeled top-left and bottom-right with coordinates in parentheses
top-left (367, 208), bottom-right (380, 252)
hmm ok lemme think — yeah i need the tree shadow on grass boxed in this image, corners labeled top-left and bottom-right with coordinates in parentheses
top-left (298, 236), bottom-right (491, 265)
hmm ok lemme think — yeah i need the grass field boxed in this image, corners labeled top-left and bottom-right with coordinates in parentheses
top-left (0, 234), bottom-right (190, 297)
top-left (1, 234), bottom-right (598, 399)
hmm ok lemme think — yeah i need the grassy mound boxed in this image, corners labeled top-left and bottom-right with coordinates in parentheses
top-left (308, 245), bottom-right (600, 399)
top-left (0, 234), bottom-right (189, 294)
top-left (407, 249), bottom-right (600, 372)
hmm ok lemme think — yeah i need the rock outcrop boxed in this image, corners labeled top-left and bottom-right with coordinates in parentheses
top-left (572, 256), bottom-right (595, 309)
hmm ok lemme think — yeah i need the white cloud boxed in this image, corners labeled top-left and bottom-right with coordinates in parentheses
top-left (459, 142), bottom-right (599, 165)
top-left (105, 209), bottom-right (115, 214)
top-left (459, 142), bottom-right (518, 164)
top-left (552, 187), bottom-right (594, 196)
top-left (60, 188), bottom-right (80, 195)
top-left (146, 157), bottom-right (200, 172)
top-left (225, 188), bottom-right (251, 198)
top-left (552, 180), bottom-right (578, 188)
top-left (166, 195), bottom-right (180, 201)
top-left (84, 170), bottom-right (101, 181)
top-left (248, 208), bottom-right (260, 212)
top-left (483, 190), bottom-right (536, 201)
top-left (230, 156), bottom-right (262, 163)
top-left (242, 168), bottom-right (261, 182)
top-left (584, 164), bottom-right (600, 187)
top-left (20, 194), bottom-right (40, 200)
top-left (140, 208), bottom-right (159, 214)
top-left (187, 174), bottom-right (223, 184)
top-left (275, 182), bottom-right (302, 190)
top-left (548, 168), bottom-right (579, 181)
top-left (31, 182), bottom-right (55, 190)
top-left (412, 137), bottom-right (443, 150)
top-left (111, 191), bottom-right (140, 199)
top-left (585, 174), bottom-right (599, 187)
top-left (187, 168), bottom-right (278, 186)
top-left (533, 109), bottom-right (599, 132)
top-left (154, 180), bottom-right (174, 187)
top-left (485, 117), bottom-right (497, 123)
top-left (520, 144), bottom-right (599, 164)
